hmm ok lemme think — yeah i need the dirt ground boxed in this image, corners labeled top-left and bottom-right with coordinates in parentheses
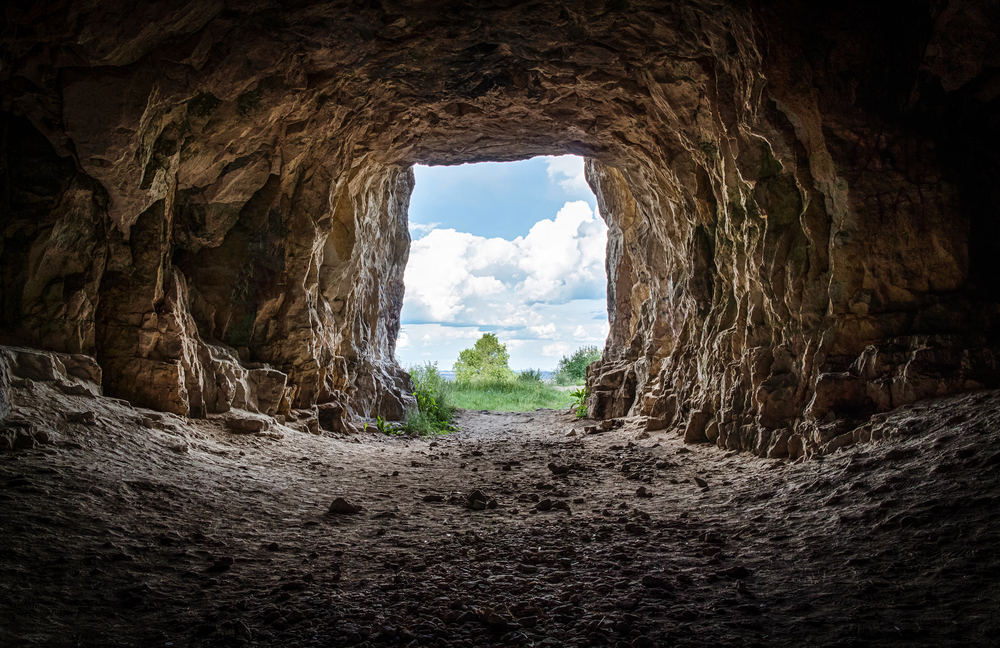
top-left (2, 382), bottom-right (1000, 648)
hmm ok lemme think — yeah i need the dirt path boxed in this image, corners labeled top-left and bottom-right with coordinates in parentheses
top-left (2, 386), bottom-right (999, 647)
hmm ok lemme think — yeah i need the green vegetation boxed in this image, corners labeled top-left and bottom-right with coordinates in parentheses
top-left (445, 371), bottom-right (575, 412)
top-left (386, 336), bottom-right (595, 433)
top-left (553, 345), bottom-right (601, 385)
top-left (453, 333), bottom-right (514, 383)
top-left (450, 334), bottom-right (573, 411)
top-left (570, 387), bottom-right (588, 418)
top-left (398, 362), bottom-right (456, 436)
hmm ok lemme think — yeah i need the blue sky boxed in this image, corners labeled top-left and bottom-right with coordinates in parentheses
top-left (397, 155), bottom-right (610, 372)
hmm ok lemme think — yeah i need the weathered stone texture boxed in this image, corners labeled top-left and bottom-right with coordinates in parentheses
top-left (1, 1), bottom-right (997, 448)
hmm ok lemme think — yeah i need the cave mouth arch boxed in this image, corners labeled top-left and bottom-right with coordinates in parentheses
top-left (396, 156), bottom-right (608, 377)
top-left (1, 0), bottom-right (997, 455)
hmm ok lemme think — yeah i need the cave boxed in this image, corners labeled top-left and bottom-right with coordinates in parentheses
top-left (2, 1), bottom-right (1000, 646)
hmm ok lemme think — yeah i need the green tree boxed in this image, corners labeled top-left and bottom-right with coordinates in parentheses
top-left (453, 333), bottom-right (515, 383)
top-left (554, 345), bottom-right (602, 385)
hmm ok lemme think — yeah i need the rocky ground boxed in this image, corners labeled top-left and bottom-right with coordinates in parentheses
top-left (2, 382), bottom-right (1000, 648)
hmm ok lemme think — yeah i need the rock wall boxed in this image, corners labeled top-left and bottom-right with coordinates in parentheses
top-left (585, 1), bottom-right (1000, 457)
top-left (1, 1), bottom-right (997, 449)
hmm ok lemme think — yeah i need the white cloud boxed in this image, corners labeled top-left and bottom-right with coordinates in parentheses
top-left (420, 326), bottom-right (483, 345)
top-left (402, 201), bottom-right (607, 325)
top-left (396, 158), bottom-right (611, 371)
top-left (409, 222), bottom-right (440, 237)
top-left (544, 156), bottom-right (590, 194)
top-left (396, 331), bottom-right (411, 349)
top-left (542, 342), bottom-right (570, 357)
top-left (516, 201), bottom-right (606, 303)
top-left (529, 323), bottom-right (557, 338)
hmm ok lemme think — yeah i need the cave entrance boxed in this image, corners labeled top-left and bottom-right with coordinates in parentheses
top-left (395, 155), bottom-right (609, 378)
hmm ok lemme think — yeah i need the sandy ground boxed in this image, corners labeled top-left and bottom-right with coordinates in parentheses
top-left (2, 383), bottom-right (999, 648)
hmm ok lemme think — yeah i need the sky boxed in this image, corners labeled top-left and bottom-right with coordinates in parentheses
top-left (396, 155), bottom-right (610, 372)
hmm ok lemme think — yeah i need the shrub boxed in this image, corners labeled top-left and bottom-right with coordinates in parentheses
top-left (554, 345), bottom-right (602, 385)
top-left (517, 368), bottom-right (543, 383)
top-left (453, 333), bottom-right (515, 384)
top-left (398, 362), bottom-right (455, 435)
top-left (570, 387), bottom-right (588, 418)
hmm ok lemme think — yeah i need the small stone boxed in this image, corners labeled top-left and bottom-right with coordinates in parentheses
top-left (32, 429), bottom-right (55, 445)
top-left (548, 463), bottom-right (571, 475)
top-left (11, 429), bottom-right (36, 450)
top-left (635, 486), bottom-right (652, 498)
top-left (625, 523), bottom-right (647, 535)
top-left (423, 494), bottom-right (445, 502)
top-left (205, 557), bottom-right (234, 573)
top-left (66, 411), bottom-right (97, 425)
top-left (56, 380), bottom-right (97, 397)
top-left (471, 450), bottom-right (484, 456)
top-left (328, 498), bottom-right (363, 514)
top-left (693, 476), bottom-right (708, 488)
top-left (641, 574), bottom-right (670, 588)
top-left (225, 417), bottom-right (270, 434)
top-left (536, 499), bottom-right (553, 511)
top-left (566, 428), bottom-right (577, 437)
top-left (466, 489), bottom-right (491, 510)
top-left (719, 565), bottom-right (751, 579)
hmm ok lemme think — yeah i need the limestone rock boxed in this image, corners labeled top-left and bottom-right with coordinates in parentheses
top-left (0, 1), bottom-right (997, 451)
top-left (328, 498), bottom-right (362, 515)
top-left (224, 417), bottom-right (271, 434)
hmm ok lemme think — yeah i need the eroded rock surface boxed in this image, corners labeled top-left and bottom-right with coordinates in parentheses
top-left (1, 1), bottom-right (998, 446)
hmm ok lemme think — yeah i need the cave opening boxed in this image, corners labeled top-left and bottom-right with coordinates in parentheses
top-left (396, 155), bottom-right (609, 377)
top-left (3, 1), bottom-right (1000, 645)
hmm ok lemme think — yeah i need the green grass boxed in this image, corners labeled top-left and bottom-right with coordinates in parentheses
top-left (397, 363), bottom-right (456, 436)
top-left (443, 378), bottom-right (576, 412)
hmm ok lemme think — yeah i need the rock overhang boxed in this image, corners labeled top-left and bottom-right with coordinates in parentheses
top-left (1, 0), bottom-right (998, 455)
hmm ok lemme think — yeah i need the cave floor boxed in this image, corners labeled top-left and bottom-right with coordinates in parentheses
top-left (2, 388), bottom-right (1000, 648)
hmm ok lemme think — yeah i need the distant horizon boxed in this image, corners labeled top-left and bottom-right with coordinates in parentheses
top-left (395, 155), bottom-right (609, 372)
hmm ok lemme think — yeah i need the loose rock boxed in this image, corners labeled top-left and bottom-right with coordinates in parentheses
top-left (328, 498), bottom-right (363, 514)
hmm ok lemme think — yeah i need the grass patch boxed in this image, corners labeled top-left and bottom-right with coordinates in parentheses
top-left (444, 376), bottom-right (575, 412)
top-left (396, 363), bottom-right (456, 436)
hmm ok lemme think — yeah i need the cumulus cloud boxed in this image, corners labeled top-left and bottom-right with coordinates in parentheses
top-left (409, 221), bottom-right (440, 237)
top-left (396, 331), bottom-right (411, 349)
top-left (529, 323), bottom-right (557, 338)
top-left (396, 158), bottom-right (612, 370)
top-left (542, 342), bottom-right (570, 357)
top-left (544, 156), bottom-right (590, 194)
top-left (402, 201), bottom-right (607, 325)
